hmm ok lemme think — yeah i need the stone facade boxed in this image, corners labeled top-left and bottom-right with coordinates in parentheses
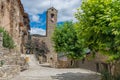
top-left (0, 0), bottom-right (30, 54)
top-left (46, 7), bottom-right (58, 67)
top-left (0, 0), bottom-right (30, 79)
top-left (31, 7), bottom-right (120, 77)
top-left (0, 32), bottom-right (29, 79)
top-left (32, 7), bottom-right (58, 67)
top-left (0, 33), bottom-right (3, 47)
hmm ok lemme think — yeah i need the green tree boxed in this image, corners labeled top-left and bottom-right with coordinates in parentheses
top-left (33, 38), bottom-right (49, 55)
top-left (75, 0), bottom-right (120, 61)
top-left (52, 22), bottom-right (85, 60)
top-left (0, 27), bottom-right (15, 49)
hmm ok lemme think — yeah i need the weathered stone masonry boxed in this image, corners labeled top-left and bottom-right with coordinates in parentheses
top-left (32, 7), bottom-right (58, 67)
top-left (0, 0), bottom-right (30, 79)
top-left (0, 0), bottom-right (30, 54)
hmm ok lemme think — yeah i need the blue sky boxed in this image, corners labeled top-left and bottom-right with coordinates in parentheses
top-left (30, 12), bottom-right (46, 30)
top-left (21, 0), bottom-right (81, 35)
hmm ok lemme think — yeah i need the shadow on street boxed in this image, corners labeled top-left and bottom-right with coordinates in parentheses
top-left (51, 72), bottom-right (101, 80)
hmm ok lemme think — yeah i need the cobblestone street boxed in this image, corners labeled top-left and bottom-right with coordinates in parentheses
top-left (11, 54), bottom-right (101, 80)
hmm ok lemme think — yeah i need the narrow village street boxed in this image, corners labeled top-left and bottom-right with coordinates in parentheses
top-left (11, 54), bottom-right (101, 80)
top-left (1, 0), bottom-right (120, 80)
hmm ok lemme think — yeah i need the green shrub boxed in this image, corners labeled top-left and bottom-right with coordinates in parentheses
top-left (0, 60), bottom-right (4, 67)
top-left (101, 70), bottom-right (113, 80)
top-left (101, 70), bottom-right (120, 80)
top-left (0, 27), bottom-right (15, 49)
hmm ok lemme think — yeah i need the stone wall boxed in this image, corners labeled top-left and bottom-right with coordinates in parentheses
top-left (0, 33), bottom-right (3, 47)
top-left (0, 28), bottom-right (28, 79)
top-left (0, 33), bottom-right (20, 79)
top-left (0, 1), bottom-right (30, 78)
top-left (0, 51), bottom-right (28, 79)
top-left (46, 7), bottom-right (58, 68)
top-left (31, 7), bottom-right (58, 68)
top-left (0, 65), bottom-right (20, 80)
top-left (0, 0), bottom-right (30, 54)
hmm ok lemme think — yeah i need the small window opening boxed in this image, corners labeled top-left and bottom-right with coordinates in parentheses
top-left (51, 14), bottom-right (55, 22)
top-left (52, 9), bottom-right (54, 11)
top-left (1, 4), bottom-right (4, 16)
top-left (51, 14), bottom-right (54, 18)
top-left (1, 5), bottom-right (4, 10)
top-left (7, 0), bottom-right (10, 3)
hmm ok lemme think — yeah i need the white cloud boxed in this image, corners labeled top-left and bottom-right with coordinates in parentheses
top-left (31, 15), bottom-right (39, 22)
top-left (21, 0), bottom-right (81, 22)
top-left (21, 0), bottom-right (81, 35)
top-left (30, 28), bottom-right (46, 35)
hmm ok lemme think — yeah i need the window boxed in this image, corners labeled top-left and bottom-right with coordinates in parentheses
top-left (1, 4), bottom-right (4, 16)
top-left (52, 9), bottom-right (54, 11)
top-left (7, 0), bottom-right (10, 3)
top-left (51, 14), bottom-right (54, 18)
top-left (51, 14), bottom-right (55, 22)
top-left (1, 5), bottom-right (4, 10)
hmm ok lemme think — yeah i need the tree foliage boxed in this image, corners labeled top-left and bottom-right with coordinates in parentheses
top-left (31, 38), bottom-right (49, 57)
top-left (52, 22), bottom-right (85, 59)
top-left (75, 0), bottom-right (120, 61)
top-left (0, 27), bottom-right (15, 49)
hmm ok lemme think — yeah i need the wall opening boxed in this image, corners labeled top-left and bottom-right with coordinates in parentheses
top-left (51, 14), bottom-right (54, 18)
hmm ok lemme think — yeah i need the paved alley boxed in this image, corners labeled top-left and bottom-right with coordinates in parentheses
top-left (11, 54), bottom-right (101, 80)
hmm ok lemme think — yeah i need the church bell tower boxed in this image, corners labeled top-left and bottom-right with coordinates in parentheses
top-left (46, 7), bottom-right (58, 36)
top-left (46, 7), bottom-right (58, 67)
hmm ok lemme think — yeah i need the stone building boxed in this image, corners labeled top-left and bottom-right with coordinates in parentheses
top-left (0, 33), bottom-right (28, 79)
top-left (0, 0), bottom-right (30, 78)
top-left (32, 8), bottom-right (120, 77)
top-left (32, 7), bottom-right (58, 67)
top-left (0, 0), bottom-right (30, 54)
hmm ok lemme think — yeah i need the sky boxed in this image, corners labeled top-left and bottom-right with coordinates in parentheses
top-left (21, 0), bottom-right (81, 35)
